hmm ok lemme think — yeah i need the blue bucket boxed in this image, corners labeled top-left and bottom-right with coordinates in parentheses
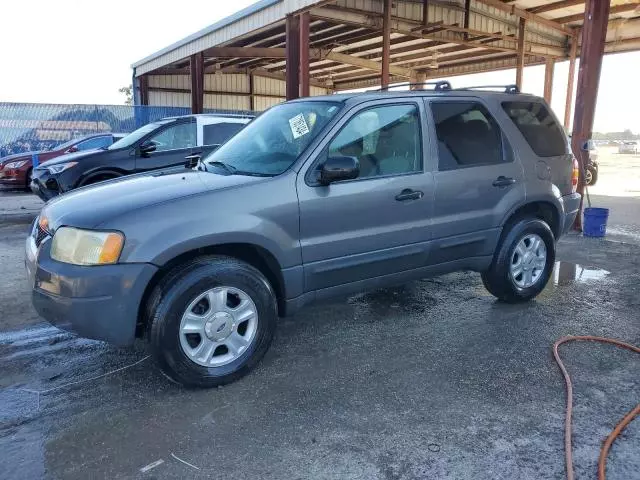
top-left (583, 207), bottom-right (609, 237)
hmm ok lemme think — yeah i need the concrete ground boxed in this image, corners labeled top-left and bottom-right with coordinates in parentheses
top-left (0, 149), bottom-right (638, 480)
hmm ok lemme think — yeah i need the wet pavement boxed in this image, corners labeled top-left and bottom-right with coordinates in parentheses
top-left (0, 224), bottom-right (639, 479)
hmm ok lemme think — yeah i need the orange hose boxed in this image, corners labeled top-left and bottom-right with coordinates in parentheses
top-left (553, 335), bottom-right (640, 480)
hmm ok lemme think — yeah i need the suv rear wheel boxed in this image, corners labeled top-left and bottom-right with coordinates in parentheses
top-left (481, 218), bottom-right (555, 303)
top-left (147, 256), bottom-right (277, 387)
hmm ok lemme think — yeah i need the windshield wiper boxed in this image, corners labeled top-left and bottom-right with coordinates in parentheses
top-left (208, 161), bottom-right (237, 175)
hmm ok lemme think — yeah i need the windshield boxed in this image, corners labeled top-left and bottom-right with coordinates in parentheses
top-left (108, 120), bottom-right (173, 150)
top-left (55, 136), bottom-right (87, 151)
top-left (204, 101), bottom-right (342, 175)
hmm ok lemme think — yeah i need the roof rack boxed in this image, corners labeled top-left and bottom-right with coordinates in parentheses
top-left (375, 80), bottom-right (452, 92)
top-left (455, 84), bottom-right (520, 94)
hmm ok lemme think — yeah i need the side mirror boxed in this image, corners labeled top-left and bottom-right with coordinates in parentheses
top-left (66, 146), bottom-right (78, 153)
top-left (319, 156), bottom-right (360, 185)
top-left (184, 153), bottom-right (202, 169)
top-left (139, 141), bottom-right (156, 155)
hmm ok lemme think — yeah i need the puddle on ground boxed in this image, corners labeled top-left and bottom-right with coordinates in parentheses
top-left (548, 261), bottom-right (610, 287)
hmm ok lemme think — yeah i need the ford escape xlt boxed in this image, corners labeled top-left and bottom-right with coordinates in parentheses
top-left (26, 86), bottom-right (581, 387)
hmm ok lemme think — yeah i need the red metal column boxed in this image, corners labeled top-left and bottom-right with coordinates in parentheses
top-left (299, 11), bottom-right (310, 98)
top-left (190, 53), bottom-right (204, 114)
top-left (564, 30), bottom-right (579, 129)
top-left (571, 0), bottom-right (610, 230)
top-left (381, 0), bottom-right (392, 88)
top-left (516, 17), bottom-right (526, 90)
top-left (139, 75), bottom-right (149, 106)
top-left (543, 58), bottom-right (554, 103)
top-left (286, 15), bottom-right (300, 101)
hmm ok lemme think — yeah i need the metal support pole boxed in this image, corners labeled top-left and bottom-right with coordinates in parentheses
top-left (249, 74), bottom-right (255, 111)
top-left (299, 11), bottom-right (310, 98)
top-left (463, 0), bottom-right (471, 40)
top-left (516, 17), bottom-right (526, 90)
top-left (564, 30), bottom-right (579, 129)
top-left (571, 0), bottom-right (610, 231)
top-left (381, 0), bottom-right (392, 88)
top-left (190, 53), bottom-right (204, 114)
top-left (544, 58), bottom-right (555, 103)
top-left (286, 15), bottom-right (300, 101)
top-left (139, 75), bottom-right (149, 106)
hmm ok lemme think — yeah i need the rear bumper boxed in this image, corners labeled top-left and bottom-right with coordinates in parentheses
top-left (559, 192), bottom-right (581, 236)
top-left (26, 233), bottom-right (158, 345)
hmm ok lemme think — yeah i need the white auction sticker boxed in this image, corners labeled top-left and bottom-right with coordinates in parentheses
top-left (289, 113), bottom-right (310, 139)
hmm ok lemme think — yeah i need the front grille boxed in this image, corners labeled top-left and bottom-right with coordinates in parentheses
top-left (35, 222), bottom-right (50, 247)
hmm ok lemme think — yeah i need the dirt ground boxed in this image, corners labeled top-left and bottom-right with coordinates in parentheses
top-left (0, 152), bottom-right (638, 480)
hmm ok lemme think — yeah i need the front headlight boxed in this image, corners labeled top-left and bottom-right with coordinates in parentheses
top-left (50, 227), bottom-right (124, 265)
top-left (46, 162), bottom-right (78, 174)
top-left (4, 160), bottom-right (28, 169)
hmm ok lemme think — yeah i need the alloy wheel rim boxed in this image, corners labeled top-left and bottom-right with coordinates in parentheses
top-left (179, 286), bottom-right (258, 367)
top-left (510, 233), bottom-right (547, 289)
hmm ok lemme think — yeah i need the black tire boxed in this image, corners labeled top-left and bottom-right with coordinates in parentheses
top-left (585, 165), bottom-right (598, 186)
top-left (147, 255), bottom-right (277, 388)
top-left (481, 217), bottom-right (555, 303)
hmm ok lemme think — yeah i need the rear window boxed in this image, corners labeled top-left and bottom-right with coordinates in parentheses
top-left (203, 122), bottom-right (245, 146)
top-left (502, 101), bottom-right (566, 157)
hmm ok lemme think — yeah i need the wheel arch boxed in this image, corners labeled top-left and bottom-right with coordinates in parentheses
top-left (501, 200), bottom-right (562, 240)
top-left (76, 168), bottom-right (127, 187)
top-left (137, 242), bottom-right (287, 337)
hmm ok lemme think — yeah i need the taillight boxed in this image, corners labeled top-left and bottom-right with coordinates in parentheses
top-left (571, 156), bottom-right (579, 193)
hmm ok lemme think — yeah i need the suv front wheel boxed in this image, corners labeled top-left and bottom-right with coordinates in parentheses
top-left (147, 256), bottom-right (277, 387)
top-left (482, 218), bottom-right (555, 303)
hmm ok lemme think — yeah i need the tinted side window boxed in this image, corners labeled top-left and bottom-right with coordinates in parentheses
top-left (328, 104), bottom-right (421, 179)
top-left (431, 102), bottom-right (503, 171)
top-left (203, 122), bottom-right (244, 146)
top-left (502, 101), bottom-right (566, 157)
top-left (148, 122), bottom-right (196, 152)
top-left (77, 136), bottom-right (111, 151)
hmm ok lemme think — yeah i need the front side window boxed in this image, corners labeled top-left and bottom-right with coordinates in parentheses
top-left (327, 104), bottom-right (421, 179)
top-left (205, 101), bottom-right (341, 176)
top-left (502, 101), bottom-right (566, 157)
top-left (108, 120), bottom-right (174, 150)
top-left (148, 122), bottom-right (196, 152)
top-left (431, 101), bottom-right (504, 171)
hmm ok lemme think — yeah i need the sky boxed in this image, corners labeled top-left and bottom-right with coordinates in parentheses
top-left (0, 0), bottom-right (639, 133)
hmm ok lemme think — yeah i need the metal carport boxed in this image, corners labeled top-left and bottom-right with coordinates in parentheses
top-left (132, 0), bottom-right (640, 227)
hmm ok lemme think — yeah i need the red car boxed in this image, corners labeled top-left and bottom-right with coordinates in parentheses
top-left (0, 133), bottom-right (125, 189)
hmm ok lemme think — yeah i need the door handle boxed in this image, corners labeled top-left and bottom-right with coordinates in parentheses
top-left (492, 176), bottom-right (516, 187)
top-left (395, 189), bottom-right (424, 201)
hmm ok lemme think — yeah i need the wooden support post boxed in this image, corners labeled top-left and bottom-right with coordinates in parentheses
top-left (190, 53), bottom-right (204, 114)
top-left (516, 17), bottom-right (526, 91)
top-left (571, 0), bottom-right (610, 230)
top-left (299, 11), bottom-right (310, 98)
top-left (411, 72), bottom-right (427, 90)
top-left (286, 15), bottom-right (300, 101)
top-left (564, 30), bottom-right (578, 129)
top-left (543, 58), bottom-right (554, 103)
top-left (381, 0), bottom-right (392, 88)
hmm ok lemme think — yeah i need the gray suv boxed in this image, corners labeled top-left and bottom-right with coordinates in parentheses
top-left (25, 85), bottom-right (581, 387)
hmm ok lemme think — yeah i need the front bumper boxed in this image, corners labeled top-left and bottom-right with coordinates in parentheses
top-left (30, 169), bottom-right (61, 201)
top-left (25, 229), bottom-right (158, 345)
top-left (559, 192), bottom-right (582, 236)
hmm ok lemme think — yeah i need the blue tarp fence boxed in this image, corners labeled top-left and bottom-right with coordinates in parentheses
top-left (0, 103), bottom-right (253, 158)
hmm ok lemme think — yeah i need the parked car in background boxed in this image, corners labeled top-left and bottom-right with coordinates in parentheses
top-left (26, 87), bottom-right (581, 387)
top-left (568, 136), bottom-right (599, 186)
top-left (0, 133), bottom-right (125, 190)
top-left (30, 114), bottom-right (253, 201)
top-left (618, 140), bottom-right (639, 154)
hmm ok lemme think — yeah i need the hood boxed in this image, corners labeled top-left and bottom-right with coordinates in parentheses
top-left (34, 148), bottom-right (105, 168)
top-left (1, 151), bottom-right (37, 165)
top-left (42, 169), bottom-right (266, 230)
